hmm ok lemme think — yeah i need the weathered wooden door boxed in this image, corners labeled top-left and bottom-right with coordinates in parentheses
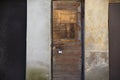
top-left (52, 1), bottom-right (82, 80)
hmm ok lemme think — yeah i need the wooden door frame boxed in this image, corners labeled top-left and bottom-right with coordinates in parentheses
top-left (50, 0), bottom-right (85, 80)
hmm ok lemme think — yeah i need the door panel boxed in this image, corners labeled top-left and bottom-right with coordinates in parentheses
top-left (109, 3), bottom-right (120, 80)
top-left (52, 1), bottom-right (82, 80)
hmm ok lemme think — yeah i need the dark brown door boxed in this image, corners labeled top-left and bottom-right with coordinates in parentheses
top-left (52, 1), bottom-right (82, 80)
top-left (109, 3), bottom-right (120, 80)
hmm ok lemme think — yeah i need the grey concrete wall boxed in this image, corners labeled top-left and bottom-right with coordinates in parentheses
top-left (27, 0), bottom-right (51, 80)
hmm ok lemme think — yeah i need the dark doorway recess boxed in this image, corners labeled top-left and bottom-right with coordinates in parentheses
top-left (0, 0), bottom-right (26, 80)
top-left (109, 3), bottom-right (120, 80)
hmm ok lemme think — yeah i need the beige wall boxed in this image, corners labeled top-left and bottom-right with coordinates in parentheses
top-left (85, 0), bottom-right (109, 51)
top-left (85, 0), bottom-right (109, 80)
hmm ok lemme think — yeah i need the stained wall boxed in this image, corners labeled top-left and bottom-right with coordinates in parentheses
top-left (85, 0), bottom-right (109, 80)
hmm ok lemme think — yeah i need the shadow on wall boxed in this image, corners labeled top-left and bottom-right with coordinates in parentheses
top-left (26, 68), bottom-right (49, 80)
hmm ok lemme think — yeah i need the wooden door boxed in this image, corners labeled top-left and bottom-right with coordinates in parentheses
top-left (52, 1), bottom-right (82, 80)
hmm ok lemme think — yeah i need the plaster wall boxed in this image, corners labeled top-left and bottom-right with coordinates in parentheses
top-left (27, 0), bottom-right (51, 80)
top-left (85, 0), bottom-right (109, 80)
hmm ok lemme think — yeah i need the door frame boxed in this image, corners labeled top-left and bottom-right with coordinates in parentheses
top-left (50, 0), bottom-right (85, 80)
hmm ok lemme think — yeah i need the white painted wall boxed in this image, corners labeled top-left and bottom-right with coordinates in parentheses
top-left (27, 0), bottom-right (51, 71)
